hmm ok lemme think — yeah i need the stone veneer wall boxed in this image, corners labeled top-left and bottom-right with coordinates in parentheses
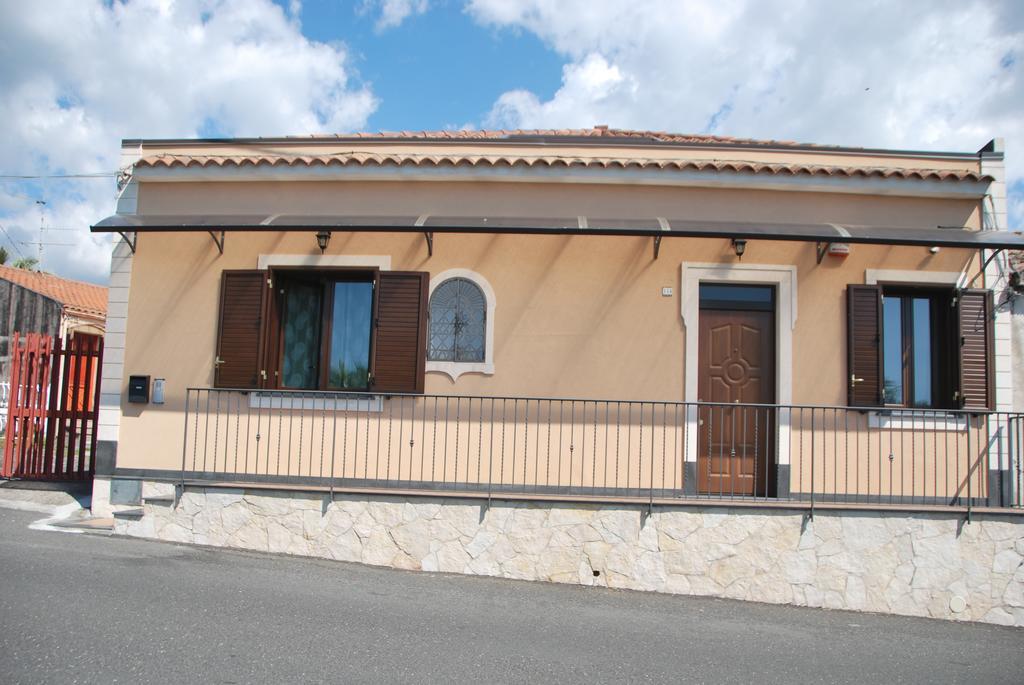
top-left (116, 483), bottom-right (1024, 627)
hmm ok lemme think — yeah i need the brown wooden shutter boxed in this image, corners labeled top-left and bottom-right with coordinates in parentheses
top-left (956, 289), bottom-right (995, 410)
top-left (214, 270), bottom-right (267, 389)
top-left (846, 284), bottom-right (883, 407)
top-left (371, 271), bottom-right (428, 394)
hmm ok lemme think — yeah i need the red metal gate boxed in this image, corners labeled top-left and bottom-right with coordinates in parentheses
top-left (1, 332), bottom-right (103, 480)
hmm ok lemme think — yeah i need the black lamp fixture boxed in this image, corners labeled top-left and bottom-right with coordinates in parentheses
top-left (731, 238), bottom-right (747, 259)
top-left (315, 230), bottom-right (331, 254)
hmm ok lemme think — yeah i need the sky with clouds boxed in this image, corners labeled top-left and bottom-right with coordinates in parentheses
top-left (0, 0), bottom-right (1020, 285)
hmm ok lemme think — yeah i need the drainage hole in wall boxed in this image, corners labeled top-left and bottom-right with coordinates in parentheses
top-left (592, 570), bottom-right (601, 577)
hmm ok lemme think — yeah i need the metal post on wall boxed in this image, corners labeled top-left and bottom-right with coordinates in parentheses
top-left (809, 409), bottom-right (815, 521)
top-left (178, 388), bottom-right (190, 507)
top-left (966, 417), bottom-right (973, 524)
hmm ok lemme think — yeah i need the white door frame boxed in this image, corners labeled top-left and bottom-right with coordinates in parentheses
top-left (680, 263), bottom-right (797, 473)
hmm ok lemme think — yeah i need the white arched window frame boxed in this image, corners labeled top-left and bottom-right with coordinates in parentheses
top-left (426, 269), bottom-right (496, 381)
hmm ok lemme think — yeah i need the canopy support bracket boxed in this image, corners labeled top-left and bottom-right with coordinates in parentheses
top-left (424, 231), bottom-right (434, 257)
top-left (653, 235), bottom-right (662, 260)
top-left (962, 247), bottom-right (1006, 289)
top-left (816, 241), bottom-right (831, 264)
top-left (117, 231), bottom-right (137, 254)
top-left (208, 230), bottom-right (225, 255)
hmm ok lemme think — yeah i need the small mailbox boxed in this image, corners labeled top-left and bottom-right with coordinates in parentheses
top-left (128, 375), bottom-right (150, 403)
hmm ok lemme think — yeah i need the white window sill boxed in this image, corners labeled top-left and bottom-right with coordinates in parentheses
top-left (248, 392), bottom-right (383, 412)
top-left (867, 410), bottom-right (967, 431)
top-left (426, 361), bottom-right (495, 382)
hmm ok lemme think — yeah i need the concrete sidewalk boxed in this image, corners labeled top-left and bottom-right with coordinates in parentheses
top-left (0, 479), bottom-right (89, 510)
top-left (0, 479), bottom-right (112, 530)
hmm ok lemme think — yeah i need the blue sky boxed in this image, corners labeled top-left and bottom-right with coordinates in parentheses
top-left (0, 0), bottom-right (1021, 284)
top-left (284, 1), bottom-right (564, 132)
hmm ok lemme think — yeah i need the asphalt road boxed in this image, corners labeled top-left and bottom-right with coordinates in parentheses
top-left (0, 507), bottom-right (1021, 684)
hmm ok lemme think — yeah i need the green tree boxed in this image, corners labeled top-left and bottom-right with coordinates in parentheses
top-left (12, 257), bottom-right (38, 270)
top-left (0, 246), bottom-right (8, 265)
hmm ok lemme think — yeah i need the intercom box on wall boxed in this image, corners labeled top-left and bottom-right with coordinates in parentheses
top-left (152, 378), bottom-right (166, 404)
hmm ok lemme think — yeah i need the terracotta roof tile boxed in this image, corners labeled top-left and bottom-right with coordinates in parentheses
top-left (135, 150), bottom-right (991, 183)
top-left (319, 127), bottom-right (802, 147)
top-left (0, 265), bottom-right (107, 320)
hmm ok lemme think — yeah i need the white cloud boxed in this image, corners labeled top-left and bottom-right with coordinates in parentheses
top-left (488, 53), bottom-right (635, 128)
top-left (363, 0), bottom-right (429, 31)
top-left (0, 0), bottom-right (378, 284)
top-left (469, 0), bottom-right (1024, 227)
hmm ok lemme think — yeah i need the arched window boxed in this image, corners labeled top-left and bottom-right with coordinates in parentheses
top-left (428, 277), bottom-right (486, 362)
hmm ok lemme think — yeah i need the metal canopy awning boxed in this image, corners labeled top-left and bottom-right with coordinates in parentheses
top-left (90, 213), bottom-right (1024, 249)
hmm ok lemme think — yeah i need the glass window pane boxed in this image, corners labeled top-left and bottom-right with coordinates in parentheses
top-left (911, 297), bottom-right (932, 407)
top-left (281, 281), bottom-right (322, 389)
top-left (699, 284), bottom-right (774, 305)
top-left (328, 281), bottom-right (373, 389)
top-left (882, 295), bottom-right (904, 404)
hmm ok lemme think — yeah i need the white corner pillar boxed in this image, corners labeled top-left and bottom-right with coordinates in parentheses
top-left (979, 139), bottom-right (1016, 505)
top-left (93, 148), bottom-right (139, 517)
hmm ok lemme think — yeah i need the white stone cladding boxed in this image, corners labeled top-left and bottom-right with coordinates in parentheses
top-left (116, 484), bottom-right (1024, 627)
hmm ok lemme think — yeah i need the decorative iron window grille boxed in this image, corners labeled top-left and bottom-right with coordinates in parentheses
top-left (428, 277), bottom-right (486, 362)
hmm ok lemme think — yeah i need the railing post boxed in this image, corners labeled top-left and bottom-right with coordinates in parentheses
top-left (1013, 416), bottom-right (1018, 508)
top-left (329, 394), bottom-right (338, 501)
top-left (487, 398), bottom-right (494, 509)
top-left (178, 388), bottom-right (190, 507)
top-left (648, 403), bottom-right (655, 517)
top-left (809, 408), bottom-right (815, 520)
top-left (966, 415), bottom-right (973, 523)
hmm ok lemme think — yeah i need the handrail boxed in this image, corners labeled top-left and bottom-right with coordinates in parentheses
top-left (188, 386), bottom-right (1006, 415)
top-left (178, 388), bottom-right (1024, 511)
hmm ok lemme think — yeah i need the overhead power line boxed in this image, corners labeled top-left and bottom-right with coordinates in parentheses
top-left (0, 224), bottom-right (28, 260)
top-left (0, 172), bottom-right (117, 180)
top-left (20, 241), bottom-right (78, 247)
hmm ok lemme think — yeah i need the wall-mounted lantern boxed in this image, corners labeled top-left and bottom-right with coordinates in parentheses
top-left (731, 238), bottom-right (747, 259)
top-left (315, 230), bottom-right (331, 254)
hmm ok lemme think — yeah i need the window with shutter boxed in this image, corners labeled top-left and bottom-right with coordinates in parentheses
top-left (956, 289), bottom-right (994, 410)
top-left (215, 270), bottom-right (268, 389)
top-left (220, 267), bottom-right (428, 394)
top-left (847, 283), bottom-right (993, 410)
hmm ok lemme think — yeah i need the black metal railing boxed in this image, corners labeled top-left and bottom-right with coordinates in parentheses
top-left (180, 388), bottom-right (1024, 511)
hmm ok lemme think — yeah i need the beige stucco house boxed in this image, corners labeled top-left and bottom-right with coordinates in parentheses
top-left (90, 128), bottom-right (1024, 625)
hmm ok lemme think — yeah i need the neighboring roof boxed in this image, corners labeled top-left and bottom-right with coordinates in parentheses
top-left (134, 151), bottom-right (992, 184)
top-left (0, 265), bottom-right (107, 320)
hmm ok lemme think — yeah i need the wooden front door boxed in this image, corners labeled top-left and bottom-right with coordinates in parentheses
top-left (697, 288), bottom-right (776, 496)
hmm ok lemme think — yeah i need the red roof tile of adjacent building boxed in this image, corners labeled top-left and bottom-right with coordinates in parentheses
top-left (0, 265), bottom-right (107, 320)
